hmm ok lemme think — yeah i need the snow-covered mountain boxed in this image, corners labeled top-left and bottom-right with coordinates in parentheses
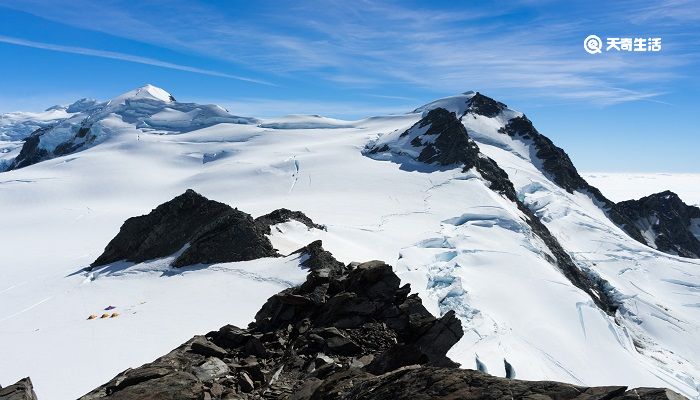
top-left (1, 84), bottom-right (256, 170)
top-left (0, 85), bottom-right (698, 399)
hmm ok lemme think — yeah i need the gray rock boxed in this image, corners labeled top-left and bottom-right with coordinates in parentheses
top-left (238, 371), bottom-right (254, 393)
top-left (0, 378), bottom-right (38, 400)
top-left (193, 358), bottom-right (229, 381)
top-left (190, 336), bottom-right (228, 358)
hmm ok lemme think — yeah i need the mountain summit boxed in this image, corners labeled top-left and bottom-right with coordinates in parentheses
top-left (109, 84), bottom-right (176, 104)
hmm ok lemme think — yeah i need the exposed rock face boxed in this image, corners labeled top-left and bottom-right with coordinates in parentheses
top-left (618, 191), bottom-right (700, 258)
top-left (412, 108), bottom-right (481, 166)
top-left (91, 189), bottom-right (277, 268)
top-left (368, 108), bottom-right (619, 314)
top-left (7, 128), bottom-right (51, 170)
top-left (74, 242), bottom-right (684, 400)
top-left (7, 120), bottom-right (102, 171)
top-left (463, 91), bottom-right (507, 118)
top-left (0, 378), bottom-right (38, 400)
top-left (498, 114), bottom-right (648, 245)
top-left (255, 208), bottom-right (326, 234)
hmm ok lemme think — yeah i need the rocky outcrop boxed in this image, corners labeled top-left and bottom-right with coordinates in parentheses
top-left (462, 91), bottom-right (507, 118)
top-left (6, 120), bottom-right (101, 171)
top-left (6, 127), bottom-right (51, 170)
top-left (411, 108), bottom-right (481, 166)
top-left (91, 189), bottom-right (277, 268)
top-left (498, 114), bottom-right (648, 246)
top-left (79, 243), bottom-right (464, 399)
top-left (618, 191), bottom-right (700, 258)
top-left (73, 242), bottom-right (684, 399)
top-left (308, 366), bottom-right (687, 400)
top-left (0, 378), bottom-right (38, 400)
top-left (255, 209), bottom-right (326, 234)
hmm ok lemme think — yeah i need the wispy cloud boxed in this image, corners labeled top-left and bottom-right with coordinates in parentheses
top-left (0, 35), bottom-right (273, 86)
top-left (0, 0), bottom-right (696, 105)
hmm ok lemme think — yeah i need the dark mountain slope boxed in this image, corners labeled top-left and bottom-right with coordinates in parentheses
top-left (91, 190), bottom-right (323, 269)
top-left (618, 191), bottom-right (700, 258)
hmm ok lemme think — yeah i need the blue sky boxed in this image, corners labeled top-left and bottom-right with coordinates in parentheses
top-left (0, 0), bottom-right (698, 172)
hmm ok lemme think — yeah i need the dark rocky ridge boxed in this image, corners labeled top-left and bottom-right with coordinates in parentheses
top-left (618, 191), bottom-right (700, 258)
top-left (91, 190), bottom-right (322, 269)
top-left (255, 209), bottom-right (327, 234)
top-left (6, 127), bottom-right (51, 171)
top-left (411, 108), bottom-right (481, 167)
top-left (497, 114), bottom-right (648, 246)
top-left (369, 108), bottom-right (620, 314)
top-left (57, 242), bottom-right (685, 399)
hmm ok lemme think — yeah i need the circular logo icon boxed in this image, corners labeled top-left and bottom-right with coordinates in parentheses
top-left (584, 35), bottom-right (603, 54)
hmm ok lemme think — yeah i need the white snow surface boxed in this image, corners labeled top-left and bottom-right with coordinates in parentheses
top-left (1, 87), bottom-right (699, 399)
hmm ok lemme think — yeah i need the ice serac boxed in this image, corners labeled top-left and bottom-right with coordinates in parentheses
top-left (366, 107), bottom-right (619, 314)
top-left (4, 85), bottom-right (257, 171)
top-left (72, 242), bottom-right (686, 399)
top-left (91, 189), bottom-right (277, 268)
top-left (617, 190), bottom-right (700, 258)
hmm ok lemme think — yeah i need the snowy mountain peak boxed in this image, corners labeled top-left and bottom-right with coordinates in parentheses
top-left (413, 91), bottom-right (509, 119)
top-left (110, 84), bottom-right (176, 105)
top-left (413, 91), bottom-right (477, 115)
top-left (2, 85), bottom-right (257, 171)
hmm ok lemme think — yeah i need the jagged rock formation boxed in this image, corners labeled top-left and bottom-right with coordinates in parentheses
top-left (91, 189), bottom-right (276, 268)
top-left (91, 190), bottom-right (325, 269)
top-left (412, 108), bottom-right (481, 166)
top-left (255, 209), bottom-right (327, 234)
top-left (0, 378), bottom-right (38, 400)
top-left (497, 114), bottom-right (647, 245)
top-left (618, 191), bottom-right (700, 258)
top-left (367, 108), bottom-right (619, 314)
top-left (79, 243), bottom-right (463, 399)
top-left (462, 91), bottom-right (508, 118)
top-left (74, 242), bottom-right (685, 399)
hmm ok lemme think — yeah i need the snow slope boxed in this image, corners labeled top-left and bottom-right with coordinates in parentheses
top-left (0, 86), bottom-right (698, 399)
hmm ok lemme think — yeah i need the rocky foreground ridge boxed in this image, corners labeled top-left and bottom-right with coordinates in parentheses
top-left (2, 241), bottom-right (686, 399)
